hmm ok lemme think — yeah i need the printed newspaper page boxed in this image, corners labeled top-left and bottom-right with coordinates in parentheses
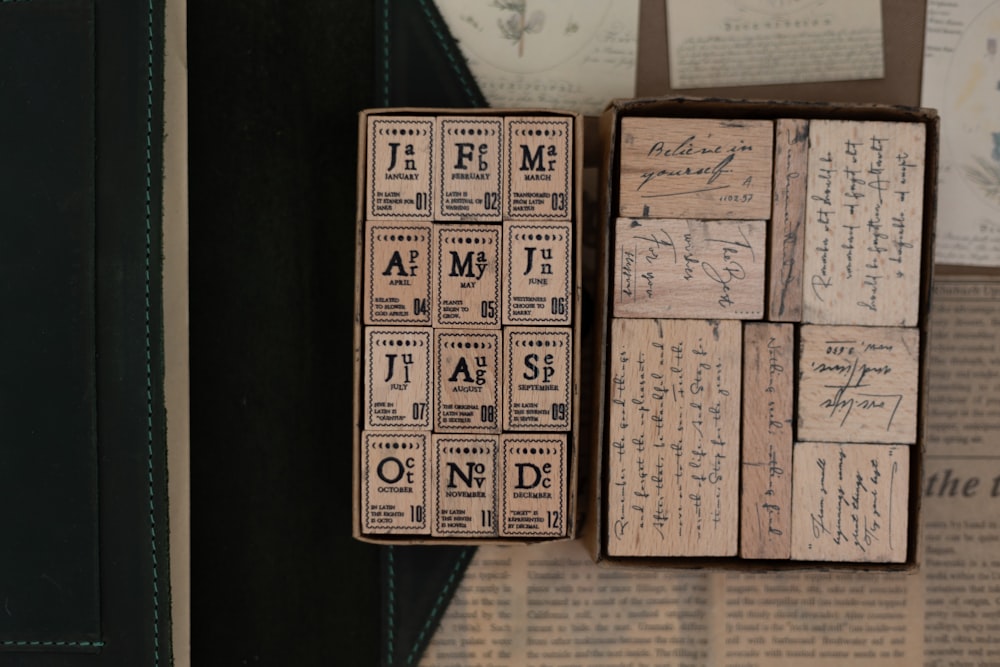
top-left (420, 273), bottom-right (1000, 666)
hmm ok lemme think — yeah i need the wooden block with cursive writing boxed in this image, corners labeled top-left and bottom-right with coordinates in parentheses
top-left (791, 442), bottom-right (909, 562)
top-left (364, 222), bottom-right (433, 325)
top-left (606, 318), bottom-right (741, 557)
top-left (436, 116), bottom-right (503, 222)
top-left (364, 327), bottom-right (433, 431)
top-left (434, 329), bottom-right (501, 433)
top-left (499, 433), bottom-right (567, 537)
top-left (504, 116), bottom-right (573, 221)
top-left (613, 217), bottom-right (766, 319)
top-left (802, 120), bottom-right (925, 326)
top-left (741, 323), bottom-right (794, 559)
top-left (367, 116), bottom-right (434, 220)
top-left (797, 324), bottom-right (919, 444)
top-left (432, 434), bottom-right (498, 537)
top-left (362, 432), bottom-right (430, 534)
top-left (503, 327), bottom-right (572, 432)
top-left (618, 117), bottom-right (773, 220)
top-left (768, 119), bottom-right (809, 322)
top-left (503, 221), bottom-right (572, 325)
top-left (433, 224), bottom-right (501, 328)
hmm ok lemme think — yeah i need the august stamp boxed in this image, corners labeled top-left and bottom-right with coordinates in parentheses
top-left (434, 329), bottom-right (501, 433)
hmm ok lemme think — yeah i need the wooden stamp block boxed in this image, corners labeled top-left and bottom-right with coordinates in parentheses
top-left (367, 116), bottom-right (434, 220)
top-left (791, 442), bottom-right (909, 562)
top-left (606, 318), bottom-right (741, 557)
top-left (502, 222), bottom-right (572, 325)
top-left (364, 222), bottom-right (433, 325)
top-left (504, 116), bottom-right (573, 221)
top-left (436, 116), bottom-right (503, 222)
top-left (612, 217), bottom-right (766, 319)
top-left (741, 323), bottom-right (794, 559)
top-left (802, 120), bottom-right (925, 326)
top-left (364, 327), bottom-right (433, 431)
top-left (361, 432), bottom-right (430, 534)
top-left (503, 327), bottom-right (572, 432)
top-left (433, 225), bottom-right (501, 328)
top-left (768, 119), bottom-right (809, 322)
top-left (432, 434), bottom-right (498, 537)
top-left (499, 433), bottom-right (567, 537)
top-left (797, 324), bottom-right (919, 444)
top-left (618, 117), bottom-right (773, 220)
top-left (434, 330), bottom-right (501, 433)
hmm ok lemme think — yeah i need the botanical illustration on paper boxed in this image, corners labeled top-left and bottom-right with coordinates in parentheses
top-left (493, 1), bottom-right (546, 57)
top-left (946, 2), bottom-right (1000, 208)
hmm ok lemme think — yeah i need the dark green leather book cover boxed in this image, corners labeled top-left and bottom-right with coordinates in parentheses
top-left (0, 0), bottom-right (172, 664)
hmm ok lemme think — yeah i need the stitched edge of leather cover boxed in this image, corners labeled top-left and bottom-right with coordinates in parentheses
top-left (382, 546), bottom-right (476, 667)
top-left (376, 0), bottom-right (487, 108)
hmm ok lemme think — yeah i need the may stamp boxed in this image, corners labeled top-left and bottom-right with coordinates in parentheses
top-left (503, 327), bottom-right (572, 432)
top-left (437, 116), bottom-right (503, 222)
top-left (365, 222), bottom-right (433, 325)
top-left (613, 217), bottom-right (766, 319)
top-left (367, 116), bottom-right (434, 220)
top-left (618, 117), bottom-right (773, 220)
top-left (432, 434), bottom-right (499, 537)
top-left (362, 432), bottom-right (429, 535)
top-left (434, 330), bottom-right (501, 433)
top-left (797, 324), bottom-right (919, 444)
top-left (503, 222), bottom-right (573, 325)
top-left (364, 327), bottom-right (433, 431)
top-left (499, 433), bottom-right (567, 538)
top-left (504, 116), bottom-right (573, 221)
top-left (433, 225), bottom-right (501, 328)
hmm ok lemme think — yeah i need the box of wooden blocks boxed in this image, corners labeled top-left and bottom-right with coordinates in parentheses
top-left (352, 108), bottom-right (583, 544)
top-left (586, 98), bottom-right (938, 569)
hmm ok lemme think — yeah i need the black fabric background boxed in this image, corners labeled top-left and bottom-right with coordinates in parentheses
top-left (189, 2), bottom-right (380, 664)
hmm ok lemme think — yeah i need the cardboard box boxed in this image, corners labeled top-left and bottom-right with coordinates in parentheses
top-left (586, 97), bottom-right (938, 570)
top-left (353, 108), bottom-right (584, 544)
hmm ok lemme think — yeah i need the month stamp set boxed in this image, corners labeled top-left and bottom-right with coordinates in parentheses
top-left (356, 112), bottom-right (579, 541)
